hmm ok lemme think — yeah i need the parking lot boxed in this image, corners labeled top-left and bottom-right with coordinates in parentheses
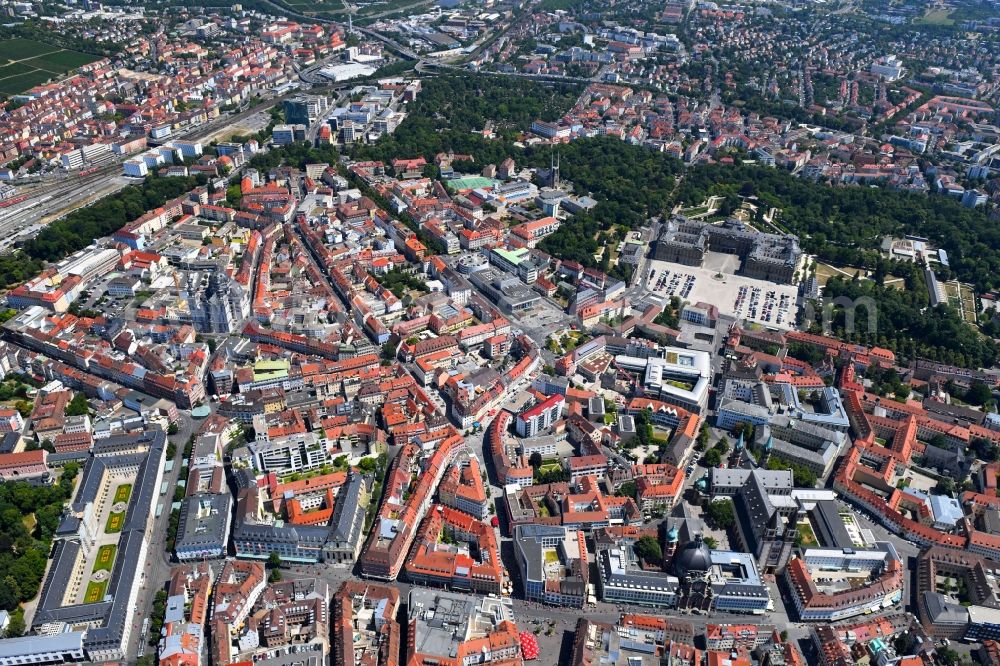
top-left (646, 256), bottom-right (799, 330)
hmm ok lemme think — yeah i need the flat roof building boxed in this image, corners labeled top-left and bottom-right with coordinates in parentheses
top-left (514, 524), bottom-right (589, 608)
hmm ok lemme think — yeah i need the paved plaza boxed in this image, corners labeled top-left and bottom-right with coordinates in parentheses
top-left (646, 251), bottom-right (800, 330)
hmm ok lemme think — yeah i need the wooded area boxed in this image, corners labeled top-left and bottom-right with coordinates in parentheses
top-left (0, 463), bottom-right (79, 636)
top-left (676, 163), bottom-right (1000, 292)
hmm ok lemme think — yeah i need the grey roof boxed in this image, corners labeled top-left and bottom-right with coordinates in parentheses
top-left (664, 507), bottom-right (704, 546)
top-left (330, 472), bottom-right (368, 544)
top-left (599, 546), bottom-right (679, 592)
top-left (176, 493), bottom-right (232, 551)
top-left (46, 449), bottom-right (91, 465)
top-left (234, 518), bottom-right (331, 544)
top-left (232, 467), bottom-right (257, 490)
top-left (810, 500), bottom-right (855, 549)
top-left (54, 514), bottom-right (81, 537)
top-left (0, 432), bottom-right (20, 455)
top-left (710, 467), bottom-right (792, 493)
top-left (32, 429), bottom-right (165, 659)
top-left (763, 415), bottom-right (848, 449)
top-left (617, 414), bottom-right (636, 435)
top-left (921, 399), bottom-right (986, 426)
top-left (514, 523), bottom-right (585, 595)
top-left (73, 432), bottom-right (163, 514)
top-left (90, 429), bottom-right (161, 456)
top-left (768, 436), bottom-right (836, 470)
top-left (33, 540), bottom-right (112, 623)
top-left (408, 589), bottom-right (482, 660)
top-left (982, 508), bottom-right (1000, 535)
top-left (707, 549), bottom-right (767, 597)
top-left (717, 396), bottom-right (772, 421)
top-left (733, 471), bottom-right (777, 553)
top-left (0, 630), bottom-right (85, 658)
top-left (922, 591), bottom-right (970, 626)
top-left (720, 378), bottom-right (773, 409)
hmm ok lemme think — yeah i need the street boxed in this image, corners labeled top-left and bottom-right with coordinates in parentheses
top-left (127, 411), bottom-right (200, 659)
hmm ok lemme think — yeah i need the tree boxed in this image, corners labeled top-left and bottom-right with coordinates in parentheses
top-left (966, 381), bottom-right (993, 406)
top-left (167, 422), bottom-right (179, 436)
top-left (0, 576), bottom-right (19, 610)
top-left (765, 457), bottom-right (817, 488)
top-left (267, 551), bottom-right (282, 570)
top-left (703, 536), bottom-right (718, 549)
top-left (938, 648), bottom-right (961, 666)
top-left (934, 476), bottom-right (956, 497)
top-left (706, 499), bottom-right (736, 529)
top-left (148, 589), bottom-right (168, 644)
top-left (703, 448), bottom-right (722, 467)
top-left (970, 437), bottom-right (1000, 462)
top-left (616, 481), bottom-right (637, 500)
top-left (4, 609), bottom-right (24, 638)
top-left (528, 452), bottom-right (543, 469)
top-left (269, 568), bottom-right (282, 583)
top-left (64, 392), bottom-right (89, 417)
top-left (733, 422), bottom-right (754, 442)
top-left (696, 423), bottom-right (710, 451)
top-left (634, 535), bottom-right (662, 564)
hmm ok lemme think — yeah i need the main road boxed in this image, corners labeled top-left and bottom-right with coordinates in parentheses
top-left (126, 411), bottom-right (201, 659)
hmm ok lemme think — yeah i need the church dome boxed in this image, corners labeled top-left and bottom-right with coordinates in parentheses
top-left (674, 535), bottom-right (712, 578)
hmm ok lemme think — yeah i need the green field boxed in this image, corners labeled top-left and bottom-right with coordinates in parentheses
top-left (112, 484), bottom-right (133, 505)
top-left (94, 544), bottom-right (117, 572)
top-left (538, 462), bottom-right (562, 475)
top-left (0, 38), bottom-right (100, 96)
top-left (84, 544), bottom-right (117, 604)
top-left (915, 8), bottom-right (955, 25)
top-left (0, 38), bottom-right (47, 60)
top-left (104, 484), bottom-right (131, 533)
top-left (84, 579), bottom-right (108, 604)
top-left (105, 512), bottom-right (124, 533)
top-left (796, 522), bottom-right (818, 547)
top-left (277, 0), bottom-right (345, 13)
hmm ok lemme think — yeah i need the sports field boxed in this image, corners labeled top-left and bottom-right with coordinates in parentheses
top-left (0, 38), bottom-right (100, 96)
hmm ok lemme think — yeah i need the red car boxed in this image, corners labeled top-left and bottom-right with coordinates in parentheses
top-left (491, 516), bottom-right (500, 528)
